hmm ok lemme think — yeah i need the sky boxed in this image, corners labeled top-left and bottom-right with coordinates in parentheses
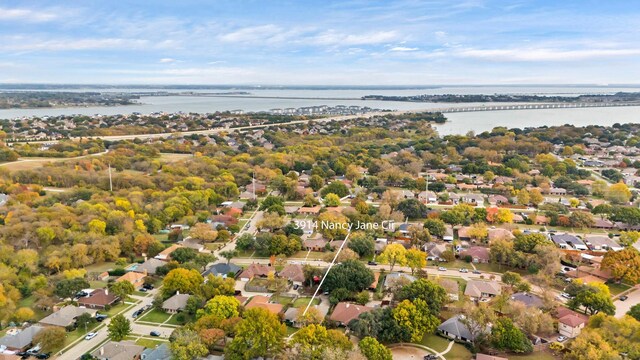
top-left (1, 0), bottom-right (640, 85)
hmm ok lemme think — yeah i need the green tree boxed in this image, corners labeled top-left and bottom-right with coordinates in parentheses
top-left (54, 277), bottom-right (90, 299)
top-left (108, 314), bottom-right (131, 341)
top-left (397, 198), bottom-right (428, 219)
top-left (601, 247), bottom-right (640, 284)
top-left (392, 299), bottom-right (440, 342)
top-left (322, 259), bottom-right (374, 293)
top-left (108, 281), bottom-right (135, 299)
top-left (290, 324), bottom-right (352, 359)
top-left (491, 317), bottom-right (533, 353)
top-left (405, 248), bottom-right (426, 275)
top-left (348, 232), bottom-right (375, 258)
top-left (359, 337), bottom-right (392, 360)
top-left (220, 250), bottom-right (239, 264)
top-left (513, 233), bottom-right (550, 253)
top-left (324, 193), bottom-right (341, 207)
top-left (320, 181), bottom-right (349, 198)
top-left (162, 268), bottom-right (204, 296)
top-left (397, 278), bottom-right (448, 313)
top-left (197, 295), bottom-right (240, 319)
top-left (33, 327), bottom-right (66, 352)
top-left (628, 303), bottom-right (640, 321)
top-left (568, 282), bottom-right (616, 315)
top-left (423, 218), bottom-right (446, 238)
top-left (170, 328), bottom-right (209, 360)
top-left (225, 308), bottom-right (287, 360)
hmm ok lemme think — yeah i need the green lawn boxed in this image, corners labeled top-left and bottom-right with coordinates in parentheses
top-left (290, 250), bottom-right (325, 259)
top-left (166, 313), bottom-right (192, 325)
top-left (85, 262), bottom-right (118, 273)
top-left (138, 309), bottom-right (172, 323)
top-left (420, 334), bottom-right (472, 360)
top-left (17, 295), bottom-right (50, 321)
top-left (286, 326), bottom-right (298, 336)
top-left (105, 302), bottom-right (131, 316)
top-left (607, 282), bottom-right (632, 296)
top-left (134, 337), bottom-right (166, 348)
top-left (420, 334), bottom-right (451, 352)
top-left (271, 295), bottom-right (295, 306)
top-left (292, 297), bottom-right (320, 308)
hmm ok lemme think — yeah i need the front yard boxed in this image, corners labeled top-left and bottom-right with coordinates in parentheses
top-left (138, 309), bottom-right (172, 323)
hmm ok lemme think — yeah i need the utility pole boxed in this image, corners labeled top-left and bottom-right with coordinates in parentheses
top-left (425, 173), bottom-right (429, 204)
top-left (108, 163), bottom-right (113, 192)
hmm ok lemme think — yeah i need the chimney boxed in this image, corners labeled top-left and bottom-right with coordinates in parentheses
top-left (176, 291), bottom-right (180, 295)
top-left (144, 269), bottom-right (148, 276)
top-left (105, 289), bottom-right (109, 296)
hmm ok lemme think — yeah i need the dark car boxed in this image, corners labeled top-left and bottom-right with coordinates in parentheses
top-left (132, 309), bottom-right (143, 318)
top-left (367, 261), bottom-right (377, 266)
top-left (16, 352), bottom-right (29, 358)
top-left (35, 354), bottom-right (50, 359)
top-left (150, 331), bottom-right (161, 337)
top-left (619, 295), bottom-right (629, 301)
top-left (472, 270), bottom-right (481, 274)
top-left (143, 283), bottom-right (154, 290)
top-left (423, 355), bottom-right (438, 360)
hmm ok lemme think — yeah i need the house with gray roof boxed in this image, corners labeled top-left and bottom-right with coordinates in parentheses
top-left (584, 235), bottom-right (623, 252)
top-left (162, 293), bottom-right (191, 314)
top-left (141, 343), bottom-right (171, 360)
top-left (0, 325), bottom-right (45, 351)
top-left (383, 272), bottom-right (416, 289)
top-left (39, 306), bottom-right (97, 328)
top-left (134, 258), bottom-right (165, 275)
top-left (202, 262), bottom-right (242, 278)
top-left (437, 315), bottom-right (475, 343)
top-left (464, 280), bottom-right (501, 300)
top-left (92, 340), bottom-right (144, 360)
top-left (551, 234), bottom-right (588, 250)
top-left (511, 292), bottom-right (544, 308)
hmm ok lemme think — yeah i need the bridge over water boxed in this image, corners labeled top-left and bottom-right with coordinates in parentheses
top-left (435, 102), bottom-right (640, 113)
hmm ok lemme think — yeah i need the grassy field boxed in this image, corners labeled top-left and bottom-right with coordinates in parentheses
top-left (17, 295), bottom-right (50, 321)
top-left (135, 337), bottom-right (166, 348)
top-left (139, 309), bottom-right (171, 323)
top-left (166, 313), bottom-right (191, 325)
top-left (85, 262), bottom-right (118, 274)
top-left (608, 282), bottom-right (632, 296)
top-left (420, 334), bottom-right (472, 360)
top-left (159, 153), bottom-right (193, 162)
top-left (271, 295), bottom-right (295, 306)
top-left (105, 302), bottom-right (131, 316)
top-left (292, 297), bottom-right (320, 308)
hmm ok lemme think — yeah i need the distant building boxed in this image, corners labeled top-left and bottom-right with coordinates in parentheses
top-left (92, 340), bottom-right (145, 360)
top-left (329, 302), bottom-right (373, 326)
top-left (162, 293), bottom-right (191, 314)
top-left (39, 305), bottom-right (97, 328)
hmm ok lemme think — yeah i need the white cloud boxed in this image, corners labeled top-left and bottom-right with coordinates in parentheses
top-left (217, 24), bottom-right (284, 43)
top-left (0, 7), bottom-right (58, 22)
top-left (159, 58), bottom-right (178, 63)
top-left (312, 30), bottom-right (399, 46)
top-left (0, 36), bottom-right (157, 52)
top-left (389, 46), bottom-right (419, 52)
top-left (456, 47), bottom-right (640, 61)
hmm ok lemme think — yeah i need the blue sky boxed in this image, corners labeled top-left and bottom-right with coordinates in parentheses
top-left (1, 0), bottom-right (640, 85)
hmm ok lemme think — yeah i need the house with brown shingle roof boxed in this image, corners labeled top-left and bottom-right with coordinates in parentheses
top-left (329, 302), bottom-right (373, 326)
top-left (460, 246), bottom-right (490, 263)
top-left (239, 263), bottom-right (271, 282)
top-left (77, 288), bottom-right (120, 310)
top-left (464, 280), bottom-right (501, 300)
top-left (154, 244), bottom-right (183, 261)
top-left (245, 295), bottom-right (283, 315)
top-left (92, 340), bottom-right (144, 360)
top-left (116, 271), bottom-right (146, 288)
top-left (555, 307), bottom-right (588, 338)
top-left (278, 264), bottom-right (305, 286)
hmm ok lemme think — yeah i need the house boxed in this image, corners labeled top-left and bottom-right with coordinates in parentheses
top-left (284, 304), bottom-right (330, 328)
top-left (329, 302), bottom-right (373, 326)
top-left (0, 326), bottom-right (45, 351)
top-left (245, 295), bottom-right (283, 315)
top-left (162, 293), bottom-right (191, 314)
top-left (464, 280), bottom-right (501, 300)
top-left (92, 340), bottom-right (145, 360)
top-left (511, 292), bottom-right (544, 308)
top-left (593, 218), bottom-right (615, 230)
top-left (383, 272), bottom-right (417, 289)
top-left (278, 264), bottom-right (305, 286)
top-left (140, 343), bottom-right (171, 360)
top-left (154, 244), bottom-right (183, 261)
top-left (462, 194), bottom-right (485, 205)
top-left (117, 271), bottom-right (146, 288)
top-left (239, 263), bottom-right (271, 281)
top-left (425, 243), bottom-right (449, 261)
top-left (303, 238), bottom-right (327, 251)
top-left (202, 262), bottom-right (242, 278)
top-left (460, 246), bottom-right (490, 263)
top-left (179, 237), bottom-right (205, 252)
top-left (488, 195), bottom-right (509, 206)
top-left (556, 307), bottom-right (589, 338)
top-left (549, 187), bottom-right (567, 195)
top-left (584, 235), bottom-right (623, 251)
top-left (134, 258), bottom-right (165, 276)
top-left (487, 228), bottom-right (515, 242)
top-left (551, 234), bottom-right (588, 250)
top-left (443, 225), bottom-right (454, 241)
top-left (534, 215), bottom-right (550, 225)
top-left (439, 278), bottom-right (460, 301)
top-left (298, 206), bottom-right (321, 215)
top-left (39, 305), bottom-right (97, 328)
top-left (418, 191), bottom-right (437, 203)
top-left (77, 288), bottom-right (119, 310)
top-left (437, 315), bottom-right (475, 343)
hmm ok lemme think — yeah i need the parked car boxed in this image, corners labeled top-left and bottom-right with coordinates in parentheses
top-left (150, 331), bottom-right (161, 337)
top-left (27, 346), bottom-right (41, 354)
top-left (479, 298), bottom-right (490, 303)
top-left (143, 283), bottom-right (154, 290)
top-left (619, 295), bottom-right (629, 301)
top-left (560, 292), bottom-right (573, 299)
top-left (35, 354), bottom-right (50, 359)
top-left (557, 335), bottom-right (568, 342)
top-left (438, 267), bottom-right (447, 271)
top-left (95, 314), bottom-right (108, 322)
top-left (472, 270), bottom-right (481, 274)
top-left (367, 261), bottom-right (377, 266)
top-left (459, 268), bottom-right (469, 273)
top-left (132, 309), bottom-right (144, 318)
top-left (85, 332), bottom-right (98, 340)
top-left (139, 287), bottom-right (148, 292)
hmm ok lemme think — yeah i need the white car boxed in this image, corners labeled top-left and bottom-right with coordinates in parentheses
top-left (85, 332), bottom-right (98, 340)
top-left (557, 335), bottom-right (568, 342)
top-left (438, 267), bottom-right (447, 271)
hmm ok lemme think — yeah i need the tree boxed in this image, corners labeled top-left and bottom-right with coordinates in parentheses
top-left (108, 314), bottom-right (131, 341)
top-left (405, 248), bottom-right (426, 275)
top-left (516, 190), bottom-right (530, 206)
top-left (467, 222), bottom-right (489, 241)
top-left (461, 302), bottom-right (495, 346)
top-left (320, 181), bottom-right (350, 198)
top-left (324, 193), bottom-right (341, 207)
top-left (491, 317), bottom-right (533, 353)
top-left (569, 211), bottom-right (595, 228)
top-left (75, 313), bottom-right (97, 333)
top-left (32, 327), bottom-right (66, 352)
top-left (108, 281), bottom-right (135, 299)
top-left (290, 324), bottom-right (352, 359)
top-left (197, 295), bottom-right (240, 319)
top-left (309, 175), bottom-right (325, 192)
top-left (397, 279), bottom-right (448, 313)
top-left (322, 260), bottom-right (374, 293)
top-left (502, 271), bottom-right (524, 288)
top-left (200, 328), bottom-right (225, 351)
top-left (423, 218), bottom-right (446, 238)
top-left (358, 337), bottom-right (392, 360)
top-left (236, 233), bottom-right (255, 250)
top-left (619, 231), bottom-right (640, 247)
top-left (378, 243), bottom-right (407, 271)
top-left (606, 182), bottom-right (632, 204)
top-left (391, 299), bottom-right (440, 342)
top-left (568, 282), bottom-right (616, 315)
top-left (628, 303), bottom-right (640, 321)
top-left (54, 277), bottom-right (90, 299)
top-left (220, 250), bottom-right (238, 264)
top-left (397, 198), bottom-right (428, 219)
top-left (225, 308), bottom-right (287, 360)
top-left (13, 307), bottom-right (35, 322)
top-left (189, 223), bottom-right (218, 242)
top-left (601, 247), bottom-right (640, 283)
top-left (316, 211), bottom-right (349, 240)
top-left (162, 268), bottom-right (204, 297)
top-left (513, 233), bottom-right (550, 253)
top-left (296, 306), bottom-right (324, 326)
top-left (529, 188), bottom-right (544, 206)
top-left (565, 328), bottom-right (619, 360)
top-left (348, 232), bottom-right (375, 258)
top-left (170, 328), bottom-right (209, 360)
top-left (171, 247), bottom-right (198, 263)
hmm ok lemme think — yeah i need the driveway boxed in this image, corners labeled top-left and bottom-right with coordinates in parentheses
top-left (614, 286), bottom-right (640, 318)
